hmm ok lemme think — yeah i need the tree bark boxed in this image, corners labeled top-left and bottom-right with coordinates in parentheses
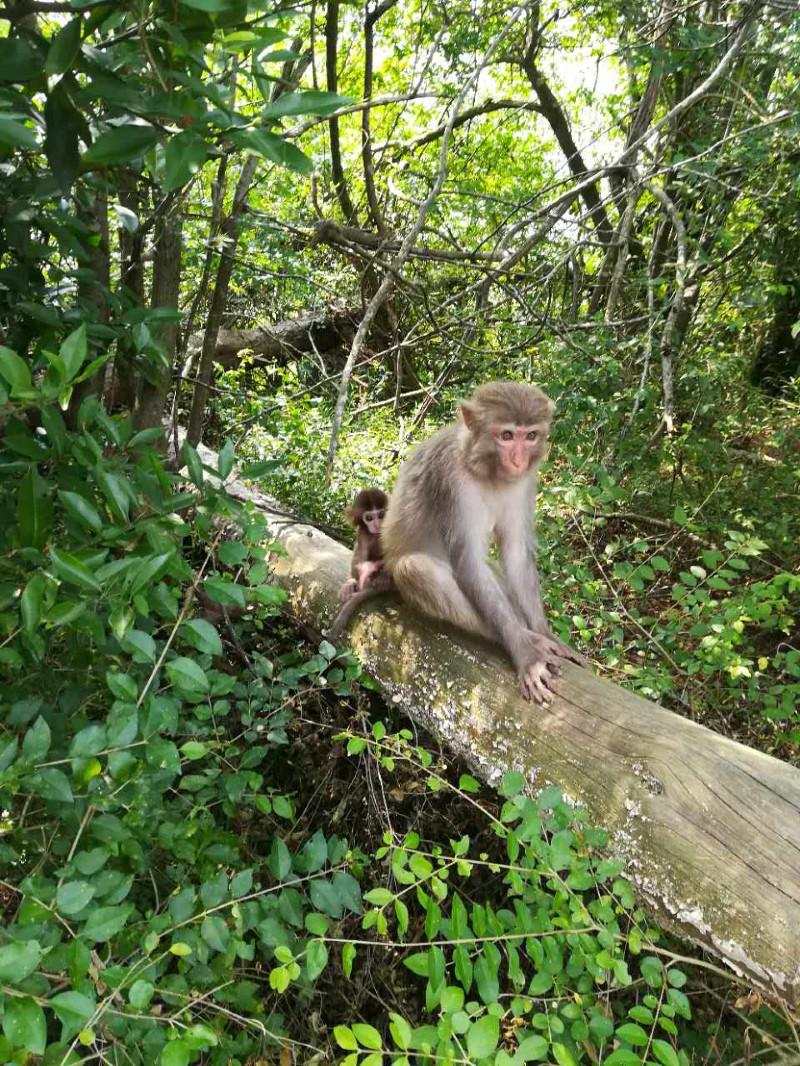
top-left (186, 154), bottom-right (258, 446)
top-left (326, 0), bottom-right (358, 224)
top-left (134, 198), bottom-right (182, 430)
top-left (189, 447), bottom-right (800, 1006)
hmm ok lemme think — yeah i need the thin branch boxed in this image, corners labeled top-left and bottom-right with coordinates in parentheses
top-left (324, 6), bottom-right (528, 476)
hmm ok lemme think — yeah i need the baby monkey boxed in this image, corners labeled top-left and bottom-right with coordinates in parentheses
top-left (328, 488), bottom-right (391, 638)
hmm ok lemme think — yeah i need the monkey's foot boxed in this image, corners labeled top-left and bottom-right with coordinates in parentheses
top-left (515, 633), bottom-right (563, 704)
top-left (337, 579), bottom-right (358, 603)
top-left (549, 636), bottom-right (587, 668)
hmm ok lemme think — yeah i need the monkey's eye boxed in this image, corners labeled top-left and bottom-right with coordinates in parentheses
top-left (527, 430), bottom-right (538, 441)
top-left (501, 430), bottom-right (514, 441)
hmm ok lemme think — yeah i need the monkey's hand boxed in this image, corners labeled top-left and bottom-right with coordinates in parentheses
top-left (337, 579), bottom-right (358, 603)
top-left (513, 632), bottom-right (564, 704)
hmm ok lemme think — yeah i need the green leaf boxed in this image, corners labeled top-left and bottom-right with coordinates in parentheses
top-left (128, 980), bottom-right (155, 1009)
top-left (263, 90), bottom-right (351, 118)
top-left (306, 939), bottom-right (328, 981)
top-left (166, 656), bottom-right (210, 693)
top-left (618, 1019), bottom-right (648, 1044)
top-left (57, 880), bottom-right (95, 915)
top-left (161, 1040), bottom-right (191, 1066)
top-left (466, 1015), bottom-right (499, 1058)
top-left (22, 715), bottom-right (51, 761)
top-left (217, 437), bottom-right (235, 479)
top-left (163, 130), bottom-right (207, 191)
top-left (0, 38), bottom-right (41, 81)
top-left (203, 575), bottom-right (246, 608)
top-left (82, 904), bottom-right (132, 942)
top-left (231, 128), bottom-right (312, 174)
top-left (553, 1044), bottom-right (578, 1066)
top-left (0, 941), bottom-right (43, 985)
top-left (49, 991), bottom-right (95, 1037)
top-left (83, 124), bottom-right (160, 166)
top-left (60, 490), bottom-right (103, 532)
top-left (364, 887), bottom-right (393, 906)
top-left (18, 468), bottom-right (52, 549)
top-left (0, 346), bottom-right (32, 394)
top-left (180, 740), bottom-right (208, 760)
top-left (182, 442), bottom-right (204, 486)
top-left (404, 951), bottom-right (428, 976)
top-left (45, 82), bottom-right (82, 194)
top-left (334, 1026), bottom-right (358, 1051)
top-left (241, 458), bottom-right (281, 478)
top-left (182, 618), bottom-right (223, 656)
top-left (49, 548), bottom-right (100, 591)
top-left (0, 116), bottom-right (38, 149)
top-left (201, 915), bottom-right (230, 952)
top-left (603, 1052), bottom-right (642, 1066)
top-left (45, 17), bottom-right (82, 76)
top-left (106, 671), bottom-right (138, 701)
top-left (352, 1023), bottom-right (382, 1050)
top-left (96, 465), bottom-right (131, 524)
top-left (2, 996), bottom-right (46, 1055)
top-left (517, 1034), bottom-right (549, 1061)
top-left (60, 324), bottom-right (88, 382)
top-left (121, 629), bottom-right (156, 661)
top-left (37, 767), bottom-right (74, 802)
top-left (342, 940), bottom-right (356, 979)
top-left (652, 1041), bottom-right (680, 1066)
top-left (500, 770), bottom-right (525, 797)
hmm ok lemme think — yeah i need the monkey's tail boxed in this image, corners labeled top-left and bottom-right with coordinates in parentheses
top-left (326, 584), bottom-right (390, 641)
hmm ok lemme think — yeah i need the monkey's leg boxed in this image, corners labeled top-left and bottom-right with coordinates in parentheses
top-left (391, 553), bottom-right (493, 640)
top-left (338, 578), bottom-right (358, 603)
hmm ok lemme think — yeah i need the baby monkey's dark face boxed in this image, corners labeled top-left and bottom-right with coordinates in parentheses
top-left (361, 505), bottom-right (386, 536)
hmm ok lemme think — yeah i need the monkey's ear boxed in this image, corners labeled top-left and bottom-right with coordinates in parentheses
top-left (460, 402), bottom-right (477, 429)
top-left (344, 506), bottom-right (357, 526)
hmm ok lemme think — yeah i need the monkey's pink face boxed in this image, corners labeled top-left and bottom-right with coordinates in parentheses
top-left (361, 508), bottom-right (385, 536)
top-left (491, 425), bottom-right (545, 479)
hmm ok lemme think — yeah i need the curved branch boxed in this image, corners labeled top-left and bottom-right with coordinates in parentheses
top-left (326, 0), bottom-right (358, 223)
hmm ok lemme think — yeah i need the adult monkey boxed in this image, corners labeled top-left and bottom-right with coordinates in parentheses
top-left (381, 381), bottom-right (583, 703)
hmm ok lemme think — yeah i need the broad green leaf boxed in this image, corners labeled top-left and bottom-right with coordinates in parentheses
top-left (21, 573), bottom-right (46, 633)
top-left (22, 715), bottom-right (51, 761)
top-left (231, 129), bottom-right (312, 174)
top-left (83, 124), bottom-right (160, 166)
top-left (517, 1034), bottom-right (548, 1060)
top-left (652, 1040), bottom-right (680, 1066)
top-left (59, 490), bottom-right (103, 532)
top-left (57, 880), bottom-right (95, 915)
top-left (201, 915), bottom-right (230, 952)
top-left (306, 938), bottom-right (328, 980)
top-left (45, 81), bottom-right (82, 192)
top-left (166, 656), bottom-right (210, 693)
top-left (342, 941), bottom-right (356, 979)
top-left (49, 548), bottom-right (100, 591)
top-left (163, 130), bottom-right (207, 191)
top-left (182, 441), bottom-right (204, 486)
top-left (121, 629), bottom-right (156, 662)
top-left (70, 724), bottom-right (107, 756)
top-left (203, 575), bottom-right (246, 608)
top-left (0, 940), bottom-right (43, 984)
top-left (603, 1052), bottom-right (643, 1066)
top-left (49, 991), bottom-right (95, 1037)
top-left (182, 618), bottom-right (223, 656)
top-left (161, 1040), bottom-right (191, 1066)
top-left (553, 1044), bottom-right (578, 1066)
top-left (352, 1023), bottom-right (382, 1050)
top-left (389, 1013), bottom-right (412, 1050)
top-left (18, 468), bottom-right (52, 549)
top-left (466, 1015), bottom-right (499, 1058)
top-left (2, 996), bottom-right (46, 1055)
top-left (96, 466), bottom-right (131, 524)
top-left (180, 740), bottom-right (208, 759)
top-left (0, 38), bottom-right (40, 81)
top-left (60, 324), bottom-right (88, 381)
top-left (129, 980), bottom-right (155, 1009)
top-left (37, 767), bottom-right (74, 802)
top-left (0, 346), bottom-right (32, 393)
top-left (45, 18), bottom-right (82, 76)
top-left (106, 671), bottom-right (138, 701)
top-left (263, 90), bottom-right (351, 118)
top-left (333, 1026), bottom-right (358, 1050)
top-left (82, 904), bottom-right (132, 942)
top-left (0, 116), bottom-right (38, 149)
top-left (217, 437), bottom-right (235, 479)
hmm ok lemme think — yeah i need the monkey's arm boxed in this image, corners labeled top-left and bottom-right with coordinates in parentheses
top-left (495, 522), bottom-right (548, 632)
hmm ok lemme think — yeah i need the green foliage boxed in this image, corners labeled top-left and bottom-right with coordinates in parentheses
top-left (0, 359), bottom-right (368, 1061)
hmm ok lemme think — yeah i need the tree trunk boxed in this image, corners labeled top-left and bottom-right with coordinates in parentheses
top-left (186, 154), bottom-right (258, 446)
top-left (134, 198), bottom-right (182, 430)
top-left (187, 445), bottom-right (800, 1006)
top-left (112, 172), bottom-right (145, 412)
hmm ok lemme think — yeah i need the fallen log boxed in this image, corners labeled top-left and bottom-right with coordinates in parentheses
top-left (187, 307), bottom-right (356, 369)
top-left (208, 456), bottom-right (800, 1005)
